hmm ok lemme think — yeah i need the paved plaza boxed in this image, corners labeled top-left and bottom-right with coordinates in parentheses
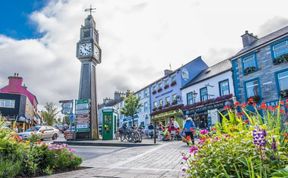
top-left (44, 141), bottom-right (188, 178)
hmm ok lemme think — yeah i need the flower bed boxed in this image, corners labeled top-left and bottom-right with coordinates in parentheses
top-left (182, 101), bottom-right (288, 177)
top-left (0, 118), bottom-right (82, 177)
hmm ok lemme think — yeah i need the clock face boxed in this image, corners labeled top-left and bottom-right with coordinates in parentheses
top-left (79, 43), bottom-right (92, 57)
top-left (181, 68), bottom-right (189, 81)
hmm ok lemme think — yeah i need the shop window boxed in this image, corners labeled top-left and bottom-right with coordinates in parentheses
top-left (186, 92), bottom-right (195, 105)
top-left (242, 54), bottom-right (257, 75)
top-left (219, 80), bottom-right (230, 96)
top-left (200, 87), bottom-right (208, 101)
top-left (245, 79), bottom-right (260, 100)
top-left (277, 70), bottom-right (288, 98)
top-left (0, 99), bottom-right (15, 108)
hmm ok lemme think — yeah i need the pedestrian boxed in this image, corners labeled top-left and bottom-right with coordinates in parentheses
top-left (168, 116), bottom-right (179, 140)
top-left (183, 115), bottom-right (195, 145)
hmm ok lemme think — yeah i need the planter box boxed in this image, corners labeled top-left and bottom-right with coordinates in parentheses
top-left (244, 66), bottom-right (257, 75)
top-left (273, 54), bottom-right (288, 65)
top-left (164, 85), bottom-right (169, 89)
top-left (158, 88), bottom-right (163, 93)
top-left (280, 89), bottom-right (288, 98)
top-left (247, 95), bottom-right (261, 104)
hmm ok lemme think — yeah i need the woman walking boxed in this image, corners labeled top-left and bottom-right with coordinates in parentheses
top-left (183, 115), bottom-right (195, 145)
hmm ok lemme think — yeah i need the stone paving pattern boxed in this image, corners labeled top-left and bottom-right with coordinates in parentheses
top-left (44, 141), bottom-right (187, 178)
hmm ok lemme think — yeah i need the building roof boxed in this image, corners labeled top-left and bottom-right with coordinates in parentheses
top-left (150, 56), bottom-right (205, 86)
top-left (233, 25), bottom-right (288, 58)
top-left (0, 75), bottom-right (38, 107)
top-left (181, 59), bottom-right (231, 89)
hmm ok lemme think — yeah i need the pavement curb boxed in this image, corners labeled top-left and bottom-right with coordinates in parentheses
top-left (53, 140), bottom-right (160, 147)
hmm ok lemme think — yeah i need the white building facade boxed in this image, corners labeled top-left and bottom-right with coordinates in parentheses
top-left (181, 60), bottom-right (235, 128)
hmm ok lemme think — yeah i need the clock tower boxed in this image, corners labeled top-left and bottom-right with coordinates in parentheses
top-left (76, 11), bottom-right (101, 139)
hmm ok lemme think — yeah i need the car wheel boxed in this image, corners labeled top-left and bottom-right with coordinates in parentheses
top-left (52, 133), bottom-right (58, 140)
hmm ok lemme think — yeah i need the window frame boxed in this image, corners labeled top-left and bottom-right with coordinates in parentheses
top-left (271, 39), bottom-right (288, 59)
top-left (200, 87), bottom-right (208, 102)
top-left (0, 99), bottom-right (16, 108)
top-left (244, 78), bottom-right (261, 100)
top-left (241, 53), bottom-right (258, 75)
top-left (275, 69), bottom-right (288, 98)
top-left (186, 92), bottom-right (195, 105)
top-left (218, 79), bottom-right (230, 96)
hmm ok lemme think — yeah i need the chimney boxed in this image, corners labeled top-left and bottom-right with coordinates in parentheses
top-left (241, 30), bottom-right (258, 48)
top-left (164, 69), bottom-right (173, 76)
top-left (8, 73), bottom-right (23, 87)
top-left (114, 91), bottom-right (121, 101)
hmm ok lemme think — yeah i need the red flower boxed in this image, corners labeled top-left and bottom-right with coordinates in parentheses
top-left (260, 103), bottom-right (267, 110)
top-left (268, 106), bottom-right (275, 111)
top-left (211, 127), bottom-right (216, 131)
top-left (280, 110), bottom-right (285, 114)
top-left (190, 128), bottom-right (194, 132)
top-left (244, 120), bottom-right (249, 124)
top-left (241, 103), bottom-right (247, 108)
top-left (280, 101), bottom-right (284, 105)
top-left (234, 101), bottom-right (240, 106)
top-left (224, 105), bottom-right (231, 110)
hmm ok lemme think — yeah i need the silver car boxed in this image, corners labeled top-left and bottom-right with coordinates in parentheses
top-left (18, 125), bottom-right (59, 140)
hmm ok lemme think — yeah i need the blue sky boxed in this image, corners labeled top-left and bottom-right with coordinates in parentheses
top-left (0, 0), bottom-right (46, 39)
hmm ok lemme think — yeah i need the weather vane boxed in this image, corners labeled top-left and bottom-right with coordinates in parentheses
top-left (85, 5), bottom-right (96, 15)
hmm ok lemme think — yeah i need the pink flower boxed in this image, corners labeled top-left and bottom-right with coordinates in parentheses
top-left (189, 146), bottom-right (198, 155)
top-left (182, 156), bottom-right (189, 161)
top-left (200, 129), bottom-right (209, 135)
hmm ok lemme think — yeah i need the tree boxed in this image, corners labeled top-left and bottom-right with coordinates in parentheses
top-left (120, 92), bottom-right (142, 126)
top-left (41, 102), bottom-right (59, 126)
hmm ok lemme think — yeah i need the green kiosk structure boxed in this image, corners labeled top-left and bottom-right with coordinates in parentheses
top-left (102, 108), bottom-right (118, 140)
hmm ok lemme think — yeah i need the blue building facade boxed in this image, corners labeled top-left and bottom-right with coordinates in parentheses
top-left (232, 27), bottom-right (288, 106)
top-left (150, 56), bottom-right (208, 126)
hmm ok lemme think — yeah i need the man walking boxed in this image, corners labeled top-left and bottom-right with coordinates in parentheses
top-left (183, 115), bottom-right (195, 145)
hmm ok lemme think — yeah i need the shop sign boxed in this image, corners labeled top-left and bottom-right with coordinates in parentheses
top-left (186, 100), bottom-right (232, 114)
top-left (59, 100), bottom-right (73, 115)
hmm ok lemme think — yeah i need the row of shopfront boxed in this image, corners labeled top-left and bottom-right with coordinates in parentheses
top-left (150, 94), bottom-right (233, 129)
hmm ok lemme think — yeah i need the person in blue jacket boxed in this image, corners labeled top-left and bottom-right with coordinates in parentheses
top-left (183, 115), bottom-right (195, 145)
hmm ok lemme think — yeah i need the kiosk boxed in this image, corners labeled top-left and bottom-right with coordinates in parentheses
top-left (102, 108), bottom-right (117, 140)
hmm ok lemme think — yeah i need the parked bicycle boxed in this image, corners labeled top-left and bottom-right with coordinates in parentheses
top-left (118, 124), bottom-right (142, 143)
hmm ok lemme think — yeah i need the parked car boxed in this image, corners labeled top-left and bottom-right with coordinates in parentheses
top-left (18, 125), bottom-right (59, 140)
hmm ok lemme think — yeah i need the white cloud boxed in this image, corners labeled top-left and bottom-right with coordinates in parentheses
top-left (0, 0), bottom-right (287, 105)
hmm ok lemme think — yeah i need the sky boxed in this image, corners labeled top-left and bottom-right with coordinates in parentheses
top-left (0, 0), bottom-right (287, 108)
